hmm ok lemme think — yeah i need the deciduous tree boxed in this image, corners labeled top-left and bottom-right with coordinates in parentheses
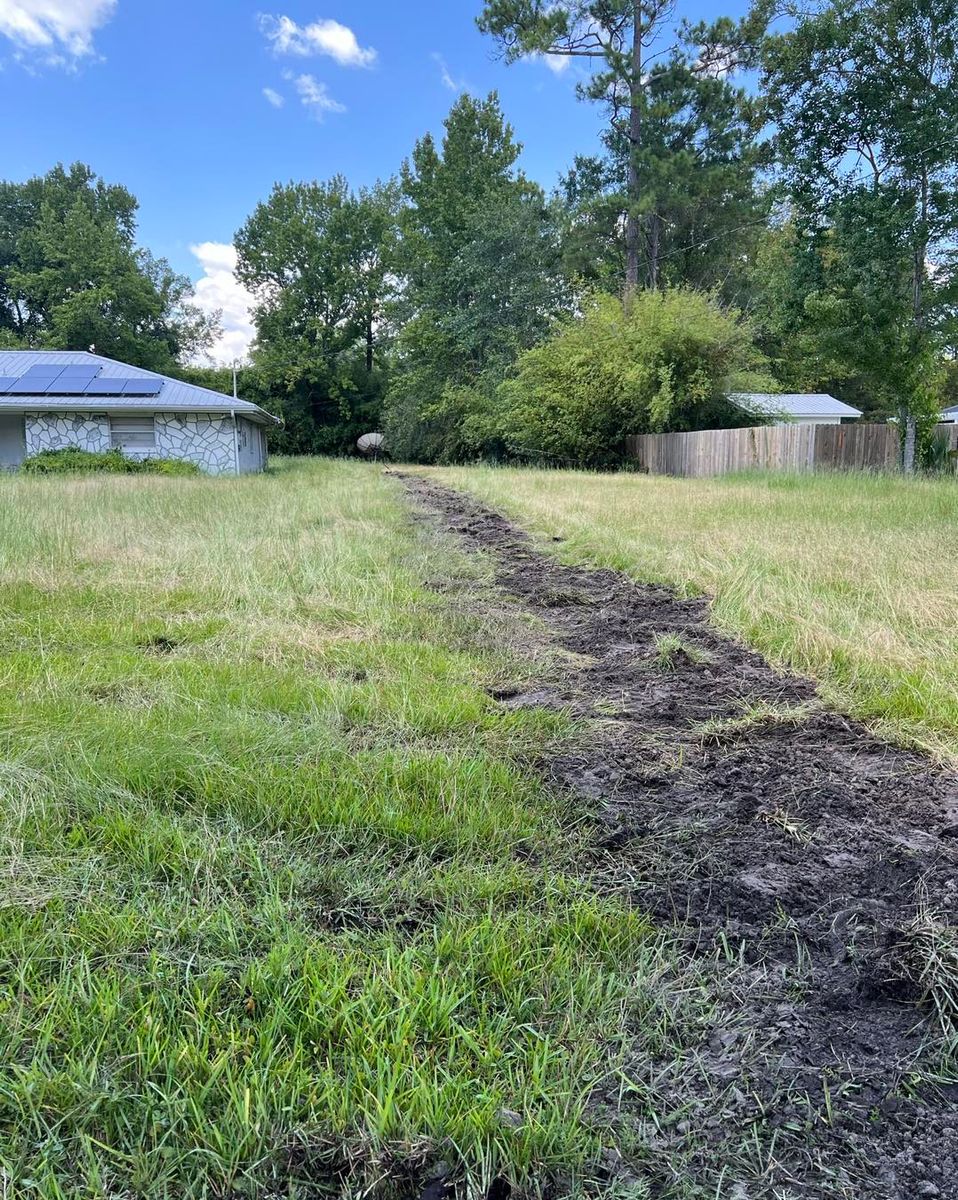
top-left (0, 163), bottom-right (215, 368)
top-left (384, 93), bottom-right (563, 461)
top-left (762, 0), bottom-right (958, 466)
top-left (234, 177), bottom-right (399, 453)
top-left (495, 289), bottom-right (774, 465)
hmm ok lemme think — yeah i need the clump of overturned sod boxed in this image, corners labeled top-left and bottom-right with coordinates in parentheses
top-left (0, 459), bottom-right (684, 1199)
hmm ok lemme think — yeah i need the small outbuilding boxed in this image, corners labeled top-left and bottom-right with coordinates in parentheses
top-left (729, 392), bottom-right (863, 426)
top-left (0, 351), bottom-right (280, 474)
top-left (939, 403), bottom-right (958, 423)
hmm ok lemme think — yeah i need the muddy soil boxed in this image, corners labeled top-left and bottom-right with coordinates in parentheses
top-left (398, 473), bottom-right (958, 1200)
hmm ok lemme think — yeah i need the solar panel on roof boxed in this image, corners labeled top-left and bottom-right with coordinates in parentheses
top-left (21, 365), bottom-right (65, 378)
top-left (41, 377), bottom-right (99, 394)
top-left (120, 379), bottom-right (162, 396)
top-left (8, 378), bottom-right (48, 393)
top-left (47, 380), bottom-right (94, 395)
top-left (56, 369), bottom-right (99, 380)
top-left (80, 378), bottom-right (125, 395)
top-left (0, 377), bottom-right (18, 393)
top-left (28, 374), bottom-right (69, 388)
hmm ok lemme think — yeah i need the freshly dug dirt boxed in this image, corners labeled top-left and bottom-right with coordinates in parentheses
top-left (398, 473), bottom-right (958, 1200)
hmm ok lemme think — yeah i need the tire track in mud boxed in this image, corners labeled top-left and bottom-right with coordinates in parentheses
top-left (398, 473), bottom-right (958, 1200)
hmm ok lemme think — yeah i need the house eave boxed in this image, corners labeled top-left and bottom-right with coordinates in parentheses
top-left (0, 399), bottom-right (281, 427)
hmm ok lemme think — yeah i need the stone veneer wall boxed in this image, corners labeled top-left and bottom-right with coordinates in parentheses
top-left (24, 411), bottom-right (240, 475)
top-left (154, 413), bottom-right (236, 475)
top-left (25, 413), bottom-right (110, 455)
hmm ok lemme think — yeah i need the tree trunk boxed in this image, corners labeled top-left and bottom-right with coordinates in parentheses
top-left (902, 168), bottom-right (929, 475)
top-left (624, 0), bottom-right (643, 296)
top-left (902, 409), bottom-right (917, 473)
top-left (647, 212), bottom-right (662, 289)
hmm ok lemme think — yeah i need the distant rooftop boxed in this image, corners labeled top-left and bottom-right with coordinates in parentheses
top-left (0, 351), bottom-right (280, 426)
top-left (730, 392), bottom-right (863, 419)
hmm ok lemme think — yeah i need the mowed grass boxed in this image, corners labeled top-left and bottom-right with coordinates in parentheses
top-left (0, 460), bottom-right (677, 1198)
top-left (434, 465), bottom-right (958, 761)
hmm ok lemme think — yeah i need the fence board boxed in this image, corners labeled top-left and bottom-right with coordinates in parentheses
top-left (936, 422), bottom-right (958, 457)
top-left (624, 422), bottom-right (922, 478)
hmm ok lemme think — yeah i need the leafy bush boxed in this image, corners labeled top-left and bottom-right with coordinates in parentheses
top-left (146, 457), bottom-right (204, 476)
top-left (923, 430), bottom-right (958, 474)
top-left (495, 289), bottom-right (777, 467)
top-left (21, 449), bottom-right (201, 476)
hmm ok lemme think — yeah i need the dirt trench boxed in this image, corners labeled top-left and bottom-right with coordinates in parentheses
top-left (398, 473), bottom-right (958, 1200)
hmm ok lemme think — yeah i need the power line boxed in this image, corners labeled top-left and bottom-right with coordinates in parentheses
top-left (656, 216), bottom-right (771, 262)
top-left (651, 134), bottom-right (958, 264)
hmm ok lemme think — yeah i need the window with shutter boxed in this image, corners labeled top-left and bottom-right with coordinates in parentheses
top-left (110, 415), bottom-right (156, 450)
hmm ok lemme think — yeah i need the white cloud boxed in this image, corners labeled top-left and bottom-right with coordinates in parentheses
top-left (262, 85), bottom-right (284, 107)
top-left (543, 53), bottom-right (570, 74)
top-left (286, 70), bottom-right (345, 120)
top-left (258, 14), bottom-right (376, 67)
top-left (524, 49), bottom-right (569, 75)
top-left (431, 52), bottom-right (463, 92)
top-left (0, 0), bottom-right (116, 63)
top-left (189, 242), bottom-right (257, 367)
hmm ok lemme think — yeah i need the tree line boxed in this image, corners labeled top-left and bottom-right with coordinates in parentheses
top-left (2, 0), bottom-right (956, 468)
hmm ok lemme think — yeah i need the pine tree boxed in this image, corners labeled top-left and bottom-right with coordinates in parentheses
top-left (478, 1), bottom-right (770, 292)
top-left (762, 0), bottom-right (958, 467)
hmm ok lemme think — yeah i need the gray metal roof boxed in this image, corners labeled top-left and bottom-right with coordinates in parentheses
top-left (0, 351), bottom-right (280, 425)
top-left (730, 392), bottom-right (862, 419)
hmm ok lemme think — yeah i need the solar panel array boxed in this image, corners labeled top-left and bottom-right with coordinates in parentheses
top-left (0, 364), bottom-right (163, 398)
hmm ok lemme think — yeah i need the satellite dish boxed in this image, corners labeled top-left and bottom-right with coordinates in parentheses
top-left (357, 432), bottom-right (385, 460)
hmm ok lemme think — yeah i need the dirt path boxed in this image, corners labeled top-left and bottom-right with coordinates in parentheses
top-left (398, 473), bottom-right (958, 1200)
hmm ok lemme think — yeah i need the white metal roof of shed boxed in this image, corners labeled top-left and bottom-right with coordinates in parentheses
top-left (0, 351), bottom-right (280, 426)
top-left (730, 392), bottom-right (863, 419)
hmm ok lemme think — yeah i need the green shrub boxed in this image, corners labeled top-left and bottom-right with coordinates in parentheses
top-left (495, 289), bottom-right (777, 467)
top-left (21, 449), bottom-right (201, 476)
top-left (146, 457), bottom-right (204, 477)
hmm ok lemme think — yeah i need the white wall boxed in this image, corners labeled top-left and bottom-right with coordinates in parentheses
top-left (0, 414), bottom-right (25, 469)
top-left (773, 416), bottom-right (842, 426)
top-left (236, 417), bottom-right (267, 473)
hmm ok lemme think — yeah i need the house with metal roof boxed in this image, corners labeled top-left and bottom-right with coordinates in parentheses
top-left (0, 351), bottom-right (280, 475)
top-left (940, 403), bottom-right (958, 423)
top-left (729, 392), bottom-right (863, 426)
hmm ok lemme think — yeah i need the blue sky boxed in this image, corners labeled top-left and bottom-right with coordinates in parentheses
top-left (0, 0), bottom-right (741, 361)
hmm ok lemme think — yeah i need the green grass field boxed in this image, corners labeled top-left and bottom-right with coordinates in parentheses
top-left (0, 459), bottom-right (688, 1198)
top-left (3, 457), bottom-right (956, 1197)
top-left (435, 466), bottom-right (958, 762)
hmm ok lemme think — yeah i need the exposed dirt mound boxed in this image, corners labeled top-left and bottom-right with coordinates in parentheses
top-left (398, 473), bottom-right (958, 1200)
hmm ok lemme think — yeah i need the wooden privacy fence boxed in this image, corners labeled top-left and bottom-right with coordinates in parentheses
top-left (625, 422), bottom-right (958, 478)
